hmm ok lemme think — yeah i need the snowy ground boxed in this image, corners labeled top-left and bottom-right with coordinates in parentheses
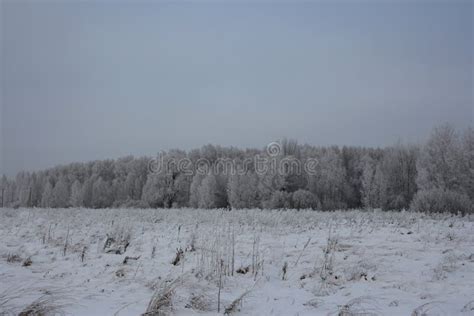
top-left (1, 208), bottom-right (474, 316)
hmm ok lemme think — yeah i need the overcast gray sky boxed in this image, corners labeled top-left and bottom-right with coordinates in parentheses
top-left (1, 1), bottom-right (473, 176)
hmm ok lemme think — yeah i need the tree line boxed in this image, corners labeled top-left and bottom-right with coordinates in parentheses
top-left (1, 125), bottom-right (472, 214)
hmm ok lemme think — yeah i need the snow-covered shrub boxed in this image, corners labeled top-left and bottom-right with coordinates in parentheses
top-left (292, 189), bottom-right (320, 210)
top-left (345, 260), bottom-right (376, 282)
top-left (227, 173), bottom-right (259, 209)
top-left (433, 252), bottom-right (459, 281)
top-left (114, 199), bottom-right (150, 209)
top-left (266, 191), bottom-right (292, 209)
top-left (6, 253), bottom-right (22, 263)
top-left (410, 189), bottom-right (472, 215)
top-left (103, 224), bottom-right (132, 254)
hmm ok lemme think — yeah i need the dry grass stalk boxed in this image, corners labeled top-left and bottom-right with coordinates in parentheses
top-left (22, 257), bottom-right (33, 267)
top-left (63, 227), bottom-right (69, 257)
top-left (171, 248), bottom-right (184, 266)
top-left (282, 261), bottom-right (288, 281)
top-left (217, 259), bottom-right (223, 313)
top-left (334, 296), bottom-right (379, 316)
top-left (461, 300), bottom-right (474, 312)
top-left (0, 286), bottom-right (26, 314)
top-left (6, 253), bottom-right (22, 263)
top-left (81, 246), bottom-right (87, 263)
top-left (224, 289), bottom-right (252, 315)
top-left (294, 237), bottom-right (312, 267)
top-left (123, 255), bottom-right (140, 264)
top-left (19, 294), bottom-right (67, 316)
top-left (411, 302), bottom-right (443, 316)
top-left (17, 289), bottom-right (69, 316)
top-left (142, 279), bottom-right (180, 316)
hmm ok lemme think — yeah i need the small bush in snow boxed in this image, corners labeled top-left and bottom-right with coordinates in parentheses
top-left (292, 189), bottom-right (320, 210)
top-left (267, 191), bottom-right (292, 209)
top-left (410, 189), bottom-right (472, 215)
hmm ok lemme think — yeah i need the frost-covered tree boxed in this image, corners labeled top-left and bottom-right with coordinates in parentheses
top-left (416, 125), bottom-right (463, 192)
top-left (291, 189), bottom-right (319, 210)
top-left (378, 144), bottom-right (418, 210)
top-left (460, 127), bottom-right (474, 200)
top-left (112, 179), bottom-right (127, 204)
top-left (341, 146), bottom-right (365, 208)
top-left (41, 180), bottom-right (54, 208)
top-left (92, 160), bottom-right (115, 182)
top-left (267, 191), bottom-right (292, 209)
top-left (81, 177), bottom-right (94, 208)
top-left (142, 173), bottom-right (168, 207)
top-left (173, 173), bottom-right (191, 207)
top-left (2, 179), bottom-right (16, 207)
top-left (0, 175), bottom-right (7, 207)
top-left (124, 172), bottom-right (137, 199)
top-left (15, 172), bottom-right (32, 207)
top-left (189, 173), bottom-right (205, 208)
top-left (92, 177), bottom-right (113, 208)
top-left (228, 172), bottom-right (259, 209)
top-left (70, 180), bottom-right (83, 207)
top-left (0, 175), bottom-right (6, 188)
top-left (197, 173), bottom-right (227, 209)
top-left (257, 157), bottom-right (286, 208)
top-left (274, 139), bottom-right (306, 193)
top-left (360, 155), bottom-right (381, 208)
top-left (411, 125), bottom-right (472, 214)
top-left (142, 174), bottom-right (172, 207)
top-left (52, 177), bottom-right (70, 208)
top-left (142, 151), bottom-right (191, 208)
top-left (198, 173), bottom-right (219, 208)
top-left (307, 148), bottom-right (348, 210)
top-left (411, 188), bottom-right (472, 215)
top-left (1, 175), bottom-right (17, 207)
top-left (30, 172), bottom-right (44, 207)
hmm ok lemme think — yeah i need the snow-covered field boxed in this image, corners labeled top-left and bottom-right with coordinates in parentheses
top-left (1, 208), bottom-right (474, 316)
